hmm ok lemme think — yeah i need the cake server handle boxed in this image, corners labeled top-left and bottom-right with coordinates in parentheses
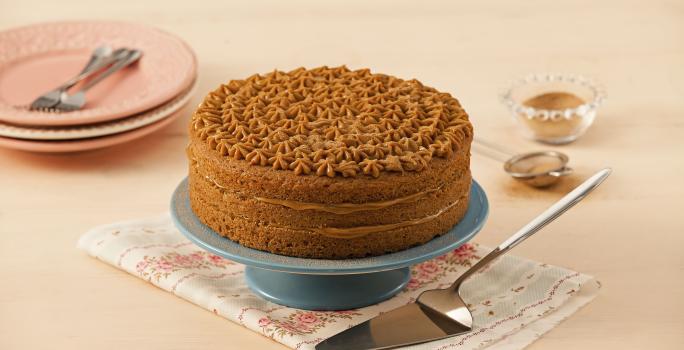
top-left (449, 167), bottom-right (612, 289)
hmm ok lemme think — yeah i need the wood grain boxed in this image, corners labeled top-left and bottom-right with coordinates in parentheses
top-left (0, 0), bottom-right (682, 349)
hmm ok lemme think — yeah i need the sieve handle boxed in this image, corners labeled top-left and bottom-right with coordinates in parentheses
top-left (472, 137), bottom-right (516, 163)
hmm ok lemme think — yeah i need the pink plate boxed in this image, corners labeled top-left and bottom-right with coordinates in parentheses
top-left (0, 21), bottom-right (196, 126)
top-left (0, 107), bottom-right (185, 153)
top-left (0, 80), bottom-right (196, 140)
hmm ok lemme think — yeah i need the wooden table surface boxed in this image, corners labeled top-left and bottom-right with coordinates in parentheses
top-left (1, 0), bottom-right (682, 349)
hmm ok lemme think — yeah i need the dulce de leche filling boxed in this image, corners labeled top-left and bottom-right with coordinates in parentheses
top-left (304, 199), bottom-right (462, 239)
top-left (204, 174), bottom-right (461, 239)
top-left (254, 187), bottom-right (441, 214)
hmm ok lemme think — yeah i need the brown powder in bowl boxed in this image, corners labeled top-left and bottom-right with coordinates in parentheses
top-left (523, 92), bottom-right (584, 110)
top-left (518, 92), bottom-right (586, 141)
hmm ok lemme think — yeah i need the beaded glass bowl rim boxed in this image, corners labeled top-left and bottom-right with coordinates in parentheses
top-left (500, 73), bottom-right (606, 122)
top-left (170, 177), bottom-right (489, 275)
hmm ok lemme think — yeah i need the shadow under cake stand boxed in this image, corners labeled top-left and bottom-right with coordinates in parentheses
top-left (171, 178), bottom-right (489, 310)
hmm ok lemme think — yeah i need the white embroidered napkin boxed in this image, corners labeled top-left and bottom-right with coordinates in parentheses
top-left (78, 214), bottom-right (600, 350)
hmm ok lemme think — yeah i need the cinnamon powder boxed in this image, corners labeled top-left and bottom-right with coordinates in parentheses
top-left (520, 92), bottom-right (585, 140)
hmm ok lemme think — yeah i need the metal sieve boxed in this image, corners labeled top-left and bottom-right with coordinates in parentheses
top-left (473, 137), bottom-right (573, 187)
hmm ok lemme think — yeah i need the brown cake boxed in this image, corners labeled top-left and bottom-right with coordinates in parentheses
top-left (187, 66), bottom-right (473, 259)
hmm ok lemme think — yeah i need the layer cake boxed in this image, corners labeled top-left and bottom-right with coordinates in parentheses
top-left (187, 66), bottom-right (473, 259)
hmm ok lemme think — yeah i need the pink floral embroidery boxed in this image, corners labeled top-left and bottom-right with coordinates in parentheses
top-left (259, 310), bottom-right (362, 338)
top-left (417, 261), bottom-right (440, 274)
top-left (136, 251), bottom-right (234, 282)
top-left (405, 243), bottom-right (480, 291)
top-left (295, 312), bottom-right (320, 324)
top-left (258, 317), bottom-right (272, 327)
top-left (435, 254), bottom-right (449, 261)
top-left (453, 243), bottom-right (478, 260)
top-left (407, 277), bottom-right (421, 289)
top-left (208, 254), bottom-right (225, 264)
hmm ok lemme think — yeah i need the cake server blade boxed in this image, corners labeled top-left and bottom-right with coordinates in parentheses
top-left (315, 302), bottom-right (470, 350)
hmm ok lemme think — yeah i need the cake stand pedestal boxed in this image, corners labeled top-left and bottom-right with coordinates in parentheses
top-left (244, 266), bottom-right (410, 310)
top-left (171, 178), bottom-right (488, 311)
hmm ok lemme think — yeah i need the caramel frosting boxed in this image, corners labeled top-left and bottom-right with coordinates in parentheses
top-left (191, 66), bottom-right (472, 178)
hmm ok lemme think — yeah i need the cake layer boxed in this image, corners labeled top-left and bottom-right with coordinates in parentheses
top-left (190, 186), bottom-right (470, 259)
top-left (188, 158), bottom-right (470, 228)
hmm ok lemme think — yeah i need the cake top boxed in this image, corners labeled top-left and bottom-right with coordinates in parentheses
top-left (191, 66), bottom-right (472, 178)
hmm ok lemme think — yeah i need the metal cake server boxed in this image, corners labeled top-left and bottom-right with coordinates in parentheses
top-left (316, 168), bottom-right (612, 350)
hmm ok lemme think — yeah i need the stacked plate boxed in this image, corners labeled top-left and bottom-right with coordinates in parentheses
top-left (0, 21), bottom-right (197, 152)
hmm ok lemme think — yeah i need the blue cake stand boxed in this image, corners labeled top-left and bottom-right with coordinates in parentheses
top-left (171, 178), bottom-right (488, 310)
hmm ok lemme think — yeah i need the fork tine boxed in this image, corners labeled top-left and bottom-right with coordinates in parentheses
top-left (39, 107), bottom-right (60, 113)
top-left (29, 90), bottom-right (63, 111)
top-left (29, 99), bottom-right (48, 111)
top-left (52, 105), bottom-right (76, 113)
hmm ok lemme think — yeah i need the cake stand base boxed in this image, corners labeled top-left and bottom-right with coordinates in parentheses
top-left (245, 266), bottom-right (411, 310)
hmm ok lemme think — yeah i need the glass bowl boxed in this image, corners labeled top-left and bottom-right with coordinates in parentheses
top-left (501, 74), bottom-right (605, 144)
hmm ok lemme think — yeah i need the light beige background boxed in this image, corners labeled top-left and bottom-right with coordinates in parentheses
top-left (0, 0), bottom-right (682, 349)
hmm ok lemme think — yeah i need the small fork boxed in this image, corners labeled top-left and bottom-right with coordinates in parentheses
top-left (52, 49), bottom-right (142, 112)
top-left (29, 46), bottom-right (117, 111)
